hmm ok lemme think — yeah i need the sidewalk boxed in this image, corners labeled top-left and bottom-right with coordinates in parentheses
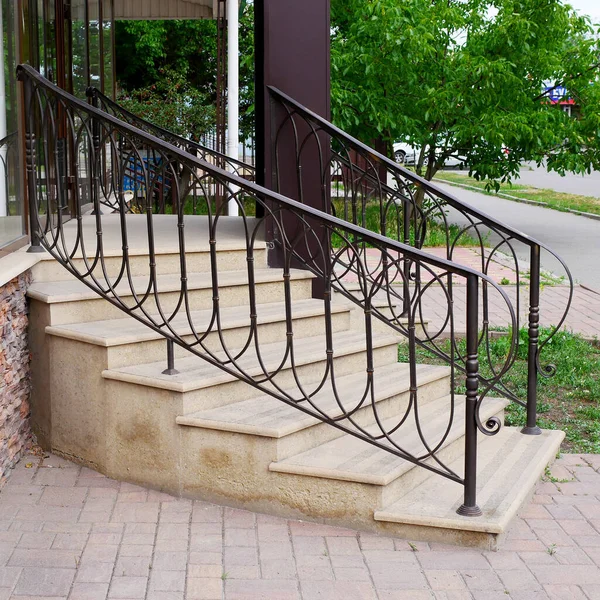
top-left (336, 246), bottom-right (600, 340)
top-left (1, 452), bottom-right (600, 599)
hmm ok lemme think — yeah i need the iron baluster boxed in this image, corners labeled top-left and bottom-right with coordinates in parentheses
top-left (457, 274), bottom-right (483, 517)
top-left (21, 73), bottom-right (45, 253)
top-left (522, 244), bottom-right (542, 435)
top-left (162, 339), bottom-right (179, 376)
top-left (402, 198), bottom-right (411, 317)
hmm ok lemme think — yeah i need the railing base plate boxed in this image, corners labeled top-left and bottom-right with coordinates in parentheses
top-left (162, 368), bottom-right (180, 376)
top-left (27, 245), bottom-right (46, 254)
top-left (456, 504), bottom-right (483, 517)
top-left (521, 425), bottom-right (542, 436)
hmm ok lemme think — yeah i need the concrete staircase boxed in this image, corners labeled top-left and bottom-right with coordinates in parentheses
top-left (27, 215), bottom-right (564, 550)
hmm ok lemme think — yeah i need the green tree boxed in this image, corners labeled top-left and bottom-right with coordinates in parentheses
top-left (331, 0), bottom-right (600, 185)
top-left (114, 2), bottom-right (255, 141)
top-left (117, 69), bottom-right (216, 140)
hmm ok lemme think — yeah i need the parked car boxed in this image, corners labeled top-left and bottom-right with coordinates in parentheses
top-left (393, 142), bottom-right (466, 169)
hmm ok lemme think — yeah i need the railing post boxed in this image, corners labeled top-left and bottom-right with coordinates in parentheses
top-left (21, 73), bottom-right (45, 254)
top-left (402, 198), bottom-right (411, 316)
top-left (162, 339), bottom-right (179, 376)
top-left (457, 274), bottom-right (483, 517)
top-left (88, 88), bottom-right (103, 216)
top-left (522, 244), bottom-right (542, 435)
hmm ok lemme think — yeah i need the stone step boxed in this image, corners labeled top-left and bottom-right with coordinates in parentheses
top-left (374, 427), bottom-right (564, 549)
top-left (176, 362), bottom-right (451, 459)
top-left (45, 298), bottom-right (352, 369)
top-left (102, 329), bottom-right (403, 412)
top-left (269, 395), bottom-right (508, 508)
top-left (28, 267), bottom-right (314, 325)
top-left (31, 214), bottom-right (267, 282)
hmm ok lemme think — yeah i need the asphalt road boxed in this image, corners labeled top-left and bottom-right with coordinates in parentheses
top-left (517, 164), bottom-right (600, 198)
top-left (436, 183), bottom-right (600, 290)
top-left (455, 164), bottom-right (600, 198)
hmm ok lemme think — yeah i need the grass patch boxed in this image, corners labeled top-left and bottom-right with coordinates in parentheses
top-left (331, 198), bottom-right (483, 248)
top-left (398, 328), bottom-right (600, 453)
top-left (435, 171), bottom-right (600, 217)
top-left (156, 194), bottom-right (482, 248)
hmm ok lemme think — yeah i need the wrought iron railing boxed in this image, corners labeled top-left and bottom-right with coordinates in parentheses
top-left (85, 87), bottom-right (256, 209)
top-left (19, 64), bottom-right (565, 517)
top-left (269, 86), bottom-right (573, 438)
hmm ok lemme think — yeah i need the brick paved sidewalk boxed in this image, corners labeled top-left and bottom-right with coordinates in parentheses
top-left (421, 285), bottom-right (600, 340)
top-left (2, 452), bottom-right (600, 599)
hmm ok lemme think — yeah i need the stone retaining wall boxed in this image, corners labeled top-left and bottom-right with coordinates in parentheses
top-left (0, 271), bottom-right (33, 486)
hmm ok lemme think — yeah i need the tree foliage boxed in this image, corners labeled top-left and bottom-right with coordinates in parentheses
top-left (117, 69), bottom-right (216, 140)
top-left (331, 0), bottom-right (600, 184)
top-left (114, 2), bottom-right (255, 140)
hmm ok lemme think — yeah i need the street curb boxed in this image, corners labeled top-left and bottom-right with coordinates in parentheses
top-left (437, 178), bottom-right (600, 222)
top-left (581, 284), bottom-right (600, 297)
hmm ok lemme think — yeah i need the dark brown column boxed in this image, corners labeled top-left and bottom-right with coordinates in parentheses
top-left (255, 0), bottom-right (331, 295)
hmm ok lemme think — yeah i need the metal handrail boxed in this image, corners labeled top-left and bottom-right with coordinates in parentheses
top-left (269, 85), bottom-right (574, 436)
top-left (19, 63), bottom-right (543, 516)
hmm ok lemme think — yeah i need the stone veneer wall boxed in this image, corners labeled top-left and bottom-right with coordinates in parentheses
top-left (0, 271), bottom-right (33, 486)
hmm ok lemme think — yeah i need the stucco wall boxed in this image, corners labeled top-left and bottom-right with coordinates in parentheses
top-left (0, 271), bottom-right (33, 486)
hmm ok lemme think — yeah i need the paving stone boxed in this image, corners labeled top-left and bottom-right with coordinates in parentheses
top-left (9, 549), bottom-right (81, 568)
top-left (544, 585), bottom-right (588, 600)
top-left (420, 553), bottom-right (490, 570)
top-left (483, 550), bottom-right (525, 570)
top-left (75, 561), bottom-right (114, 583)
top-left (107, 576), bottom-right (147, 599)
top-left (40, 486), bottom-right (88, 506)
top-left (224, 528), bottom-right (256, 547)
top-left (53, 533), bottom-right (88, 551)
top-left (432, 592), bottom-right (473, 600)
top-left (17, 532), bottom-right (55, 549)
top-left (146, 591), bottom-right (184, 600)
top-left (7, 451), bottom-right (600, 600)
top-left (187, 564), bottom-right (222, 579)
top-left (257, 541), bottom-right (294, 561)
top-left (300, 580), bottom-right (376, 600)
top-left (110, 503), bottom-right (159, 524)
top-left (326, 537), bottom-right (361, 556)
top-left (333, 566), bottom-right (371, 582)
top-left (0, 566), bottom-right (21, 587)
top-left (44, 523), bottom-right (91, 534)
top-left (370, 563), bottom-right (429, 591)
top-left (460, 570), bottom-right (504, 592)
top-left (261, 558), bottom-right (297, 580)
top-left (114, 556), bottom-right (151, 577)
top-left (119, 545), bottom-right (154, 558)
top-left (155, 538), bottom-right (188, 552)
top-left (34, 468), bottom-right (79, 487)
top-left (16, 505), bottom-right (81, 522)
top-left (190, 534), bottom-right (222, 553)
top-left (13, 567), bottom-right (75, 596)
top-left (358, 534), bottom-right (395, 550)
top-left (530, 565), bottom-right (600, 585)
top-left (152, 551), bottom-right (187, 571)
top-left (425, 570), bottom-right (467, 591)
top-left (81, 545), bottom-right (119, 563)
top-left (148, 570), bottom-right (185, 592)
top-left (497, 568), bottom-right (544, 594)
top-left (186, 577), bottom-right (223, 600)
top-left (69, 582), bottom-right (110, 600)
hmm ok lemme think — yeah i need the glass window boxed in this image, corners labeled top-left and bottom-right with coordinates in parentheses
top-left (0, 0), bottom-right (24, 249)
top-left (70, 0), bottom-right (88, 98)
top-left (102, 0), bottom-right (114, 97)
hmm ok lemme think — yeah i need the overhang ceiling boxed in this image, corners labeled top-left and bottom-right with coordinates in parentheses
top-left (113, 0), bottom-right (218, 20)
